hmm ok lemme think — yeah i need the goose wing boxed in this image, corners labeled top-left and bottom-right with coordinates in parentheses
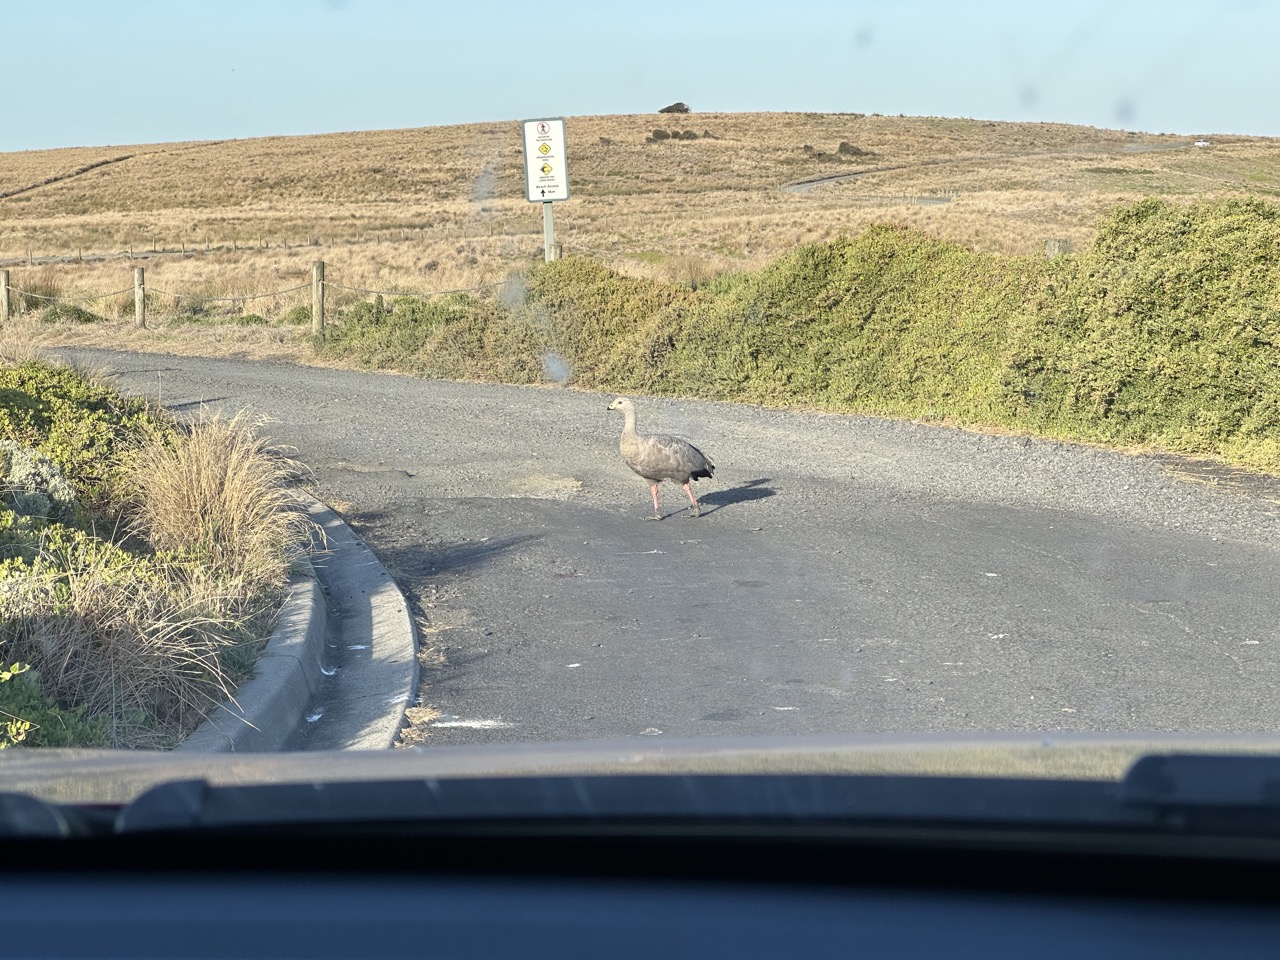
top-left (627, 432), bottom-right (715, 482)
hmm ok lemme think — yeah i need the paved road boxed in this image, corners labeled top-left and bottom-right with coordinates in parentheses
top-left (61, 348), bottom-right (1280, 745)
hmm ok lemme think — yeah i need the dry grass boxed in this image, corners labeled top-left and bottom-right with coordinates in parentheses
top-left (1, 407), bottom-right (315, 748)
top-left (3, 112), bottom-right (1276, 321)
top-left (123, 410), bottom-right (311, 598)
top-left (2, 556), bottom-right (246, 748)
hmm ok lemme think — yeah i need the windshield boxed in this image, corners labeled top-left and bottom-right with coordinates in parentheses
top-left (2, 0), bottom-right (1280, 803)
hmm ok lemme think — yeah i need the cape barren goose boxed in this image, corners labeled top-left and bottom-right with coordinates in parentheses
top-left (607, 397), bottom-right (715, 519)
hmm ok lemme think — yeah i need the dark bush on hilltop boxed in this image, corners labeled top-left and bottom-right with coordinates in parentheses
top-left (659, 102), bottom-right (690, 114)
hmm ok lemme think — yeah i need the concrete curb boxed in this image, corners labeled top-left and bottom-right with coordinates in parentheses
top-left (303, 493), bottom-right (420, 750)
top-left (176, 492), bottom-right (418, 752)
top-left (175, 561), bottom-right (328, 753)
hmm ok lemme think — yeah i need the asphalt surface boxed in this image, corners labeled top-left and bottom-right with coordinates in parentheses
top-left (59, 348), bottom-right (1280, 745)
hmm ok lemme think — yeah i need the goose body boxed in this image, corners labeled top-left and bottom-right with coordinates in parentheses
top-left (607, 397), bottom-right (714, 519)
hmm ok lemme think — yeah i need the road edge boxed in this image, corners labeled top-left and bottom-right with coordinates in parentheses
top-left (176, 491), bottom-right (419, 752)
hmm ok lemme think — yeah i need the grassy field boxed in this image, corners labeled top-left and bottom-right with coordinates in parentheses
top-left (3, 111), bottom-right (1278, 314)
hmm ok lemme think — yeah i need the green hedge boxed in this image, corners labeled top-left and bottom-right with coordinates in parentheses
top-left (317, 197), bottom-right (1280, 471)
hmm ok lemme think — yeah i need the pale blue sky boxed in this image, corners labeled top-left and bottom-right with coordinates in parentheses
top-left (4, 1), bottom-right (1277, 152)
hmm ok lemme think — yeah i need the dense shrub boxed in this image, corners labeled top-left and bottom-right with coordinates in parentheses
top-left (318, 293), bottom-right (547, 383)
top-left (0, 360), bottom-right (168, 508)
top-left (1004, 197), bottom-right (1280, 464)
top-left (0, 440), bottom-right (78, 522)
top-left (38, 303), bottom-right (105, 325)
top-left (0, 662), bottom-right (109, 748)
top-left (316, 197), bottom-right (1280, 471)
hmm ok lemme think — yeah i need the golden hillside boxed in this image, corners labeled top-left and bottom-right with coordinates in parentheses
top-left (2, 112), bottom-right (1277, 306)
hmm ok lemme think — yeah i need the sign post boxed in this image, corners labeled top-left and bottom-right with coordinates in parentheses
top-left (521, 118), bottom-right (570, 261)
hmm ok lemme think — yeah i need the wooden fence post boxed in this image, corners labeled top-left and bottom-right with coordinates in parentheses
top-left (134, 267), bottom-right (146, 328)
top-left (0, 270), bottom-right (10, 323)
top-left (312, 260), bottom-right (325, 339)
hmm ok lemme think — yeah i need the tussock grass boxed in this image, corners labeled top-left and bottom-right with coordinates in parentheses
top-left (123, 411), bottom-right (311, 600)
top-left (2, 550), bottom-right (247, 748)
top-left (0, 367), bottom-right (313, 748)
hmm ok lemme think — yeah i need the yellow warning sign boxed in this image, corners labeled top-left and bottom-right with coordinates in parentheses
top-left (541, 162), bottom-right (553, 175)
top-left (538, 142), bottom-right (551, 155)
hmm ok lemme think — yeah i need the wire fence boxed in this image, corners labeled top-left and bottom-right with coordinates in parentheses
top-left (146, 283), bottom-right (313, 303)
top-left (0, 262), bottom-right (512, 335)
top-left (0, 219), bottom-right (546, 270)
top-left (325, 280), bottom-right (506, 299)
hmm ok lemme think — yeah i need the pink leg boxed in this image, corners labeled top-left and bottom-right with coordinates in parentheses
top-left (682, 482), bottom-right (701, 518)
top-left (645, 483), bottom-right (662, 520)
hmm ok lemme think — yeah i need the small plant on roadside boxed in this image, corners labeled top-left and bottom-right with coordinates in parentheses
top-left (280, 305), bottom-right (312, 326)
top-left (38, 303), bottom-right (105, 325)
top-left (0, 660), bottom-right (109, 748)
top-left (0, 439), bottom-right (78, 522)
top-left (0, 662), bottom-right (33, 747)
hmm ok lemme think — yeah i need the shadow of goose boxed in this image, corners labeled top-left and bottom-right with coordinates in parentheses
top-left (696, 478), bottom-right (776, 516)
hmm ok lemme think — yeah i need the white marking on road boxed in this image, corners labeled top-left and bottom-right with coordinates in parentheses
top-left (773, 706), bottom-right (798, 711)
top-left (640, 727), bottom-right (663, 736)
top-left (346, 644), bottom-right (369, 650)
top-left (567, 663), bottom-right (582, 668)
top-left (433, 717), bottom-right (514, 729)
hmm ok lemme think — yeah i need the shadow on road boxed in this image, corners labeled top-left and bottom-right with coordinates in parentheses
top-left (384, 533), bottom-right (541, 581)
top-left (698, 477), bottom-right (776, 515)
top-left (336, 506), bottom-right (541, 580)
top-left (166, 397), bottom-right (231, 412)
top-left (425, 533), bottom-right (542, 575)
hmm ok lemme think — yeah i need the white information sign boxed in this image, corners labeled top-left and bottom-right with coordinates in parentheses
top-left (522, 118), bottom-right (570, 202)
